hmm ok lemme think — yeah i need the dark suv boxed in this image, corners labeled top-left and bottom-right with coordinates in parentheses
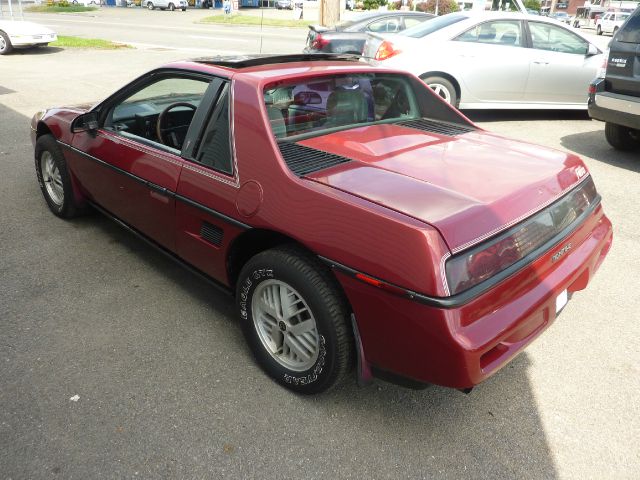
top-left (588, 6), bottom-right (640, 150)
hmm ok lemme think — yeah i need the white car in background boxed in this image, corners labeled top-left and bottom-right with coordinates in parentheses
top-left (595, 11), bottom-right (630, 36)
top-left (0, 20), bottom-right (57, 55)
top-left (363, 11), bottom-right (604, 109)
top-left (142, 0), bottom-right (187, 11)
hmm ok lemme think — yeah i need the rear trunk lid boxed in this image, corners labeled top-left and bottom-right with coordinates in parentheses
top-left (299, 123), bottom-right (589, 252)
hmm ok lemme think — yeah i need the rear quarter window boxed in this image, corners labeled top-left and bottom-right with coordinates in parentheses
top-left (616, 7), bottom-right (640, 43)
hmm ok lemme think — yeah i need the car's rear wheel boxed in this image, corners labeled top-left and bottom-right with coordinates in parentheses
top-left (604, 122), bottom-right (640, 151)
top-left (0, 30), bottom-right (13, 55)
top-left (147, 1), bottom-right (154, 9)
top-left (35, 135), bottom-right (83, 218)
top-left (181, 7), bottom-right (186, 10)
top-left (168, 2), bottom-right (175, 10)
top-left (597, 25), bottom-right (602, 35)
top-left (421, 75), bottom-right (458, 107)
top-left (236, 246), bottom-right (353, 394)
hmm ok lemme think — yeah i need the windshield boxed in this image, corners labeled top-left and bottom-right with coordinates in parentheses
top-left (400, 12), bottom-right (468, 38)
top-left (264, 74), bottom-right (421, 139)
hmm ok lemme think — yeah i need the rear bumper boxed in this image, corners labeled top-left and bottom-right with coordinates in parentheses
top-left (588, 82), bottom-right (640, 130)
top-left (337, 206), bottom-right (612, 389)
top-left (10, 33), bottom-right (57, 47)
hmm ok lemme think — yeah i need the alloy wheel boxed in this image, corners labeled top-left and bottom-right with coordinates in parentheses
top-left (251, 279), bottom-right (320, 371)
top-left (40, 151), bottom-right (64, 206)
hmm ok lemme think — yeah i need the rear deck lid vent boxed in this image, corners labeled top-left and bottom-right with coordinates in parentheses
top-left (398, 118), bottom-right (476, 136)
top-left (278, 142), bottom-right (351, 176)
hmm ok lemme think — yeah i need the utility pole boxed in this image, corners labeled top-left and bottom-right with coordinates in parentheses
top-left (319, 0), bottom-right (340, 27)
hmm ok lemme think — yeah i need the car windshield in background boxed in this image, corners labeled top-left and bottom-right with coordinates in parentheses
top-left (616, 10), bottom-right (640, 43)
top-left (400, 12), bottom-right (468, 38)
top-left (264, 74), bottom-right (420, 139)
top-left (336, 12), bottom-right (380, 29)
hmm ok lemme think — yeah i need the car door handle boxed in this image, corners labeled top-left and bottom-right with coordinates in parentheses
top-left (533, 61), bottom-right (550, 65)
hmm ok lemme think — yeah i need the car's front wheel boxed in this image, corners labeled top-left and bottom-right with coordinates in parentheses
top-left (35, 135), bottom-right (84, 218)
top-left (147, 1), bottom-right (154, 9)
top-left (168, 2), bottom-right (175, 10)
top-left (236, 246), bottom-right (353, 394)
top-left (421, 75), bottom-right (458, 107)
top-left (604, 123), bottom-right (640, 151)
top-left (0, 30), bottom-right (13, 55)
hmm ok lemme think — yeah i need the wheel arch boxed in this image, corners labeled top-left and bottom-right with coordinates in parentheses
top-left (36, 120), bottom-right (53, 140)
top-left (419, 71), bottom-right (462, 104)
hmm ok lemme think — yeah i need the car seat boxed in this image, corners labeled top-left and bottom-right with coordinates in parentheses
top-left (324, 89), bottom-right (368, 128)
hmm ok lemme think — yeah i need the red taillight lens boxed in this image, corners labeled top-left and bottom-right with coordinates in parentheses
top-left (311, 34), bottom-right (330, 50)
top-left (374, 40), bottom-right (401, 61)
top-left (445, 177), bottom-right (598, 296)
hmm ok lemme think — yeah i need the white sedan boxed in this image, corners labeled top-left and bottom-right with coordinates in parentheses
top-left (0, 20), bottom-right (57, 55)
top-left (363, 11), bottom-right (604, 109)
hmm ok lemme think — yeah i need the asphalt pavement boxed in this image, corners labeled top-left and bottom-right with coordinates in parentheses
top-left (0, 15), bottom-right (639, 479)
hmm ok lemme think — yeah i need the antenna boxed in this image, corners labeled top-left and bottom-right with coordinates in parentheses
top-left (259, 4), bottom-right (264, 54)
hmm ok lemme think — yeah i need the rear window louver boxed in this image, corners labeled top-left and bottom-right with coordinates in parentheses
top-left (278, 143), bottom-right (351, 176)
top-left (398, 118), bottom-right (476, 136)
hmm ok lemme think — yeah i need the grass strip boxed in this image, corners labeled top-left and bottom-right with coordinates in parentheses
top-left (199, 14), bottom-right (311, 28)
top-left (50, 36), bottom-right (132, 49)
top-left (25, 5), bottom-right (98, 12)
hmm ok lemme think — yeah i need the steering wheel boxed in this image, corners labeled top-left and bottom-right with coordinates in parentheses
top-left (156, 102), bottom-right (198, 148)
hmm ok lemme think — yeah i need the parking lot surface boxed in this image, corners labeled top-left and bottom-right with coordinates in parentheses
top-left (1, 25), bottom-right (639, 479)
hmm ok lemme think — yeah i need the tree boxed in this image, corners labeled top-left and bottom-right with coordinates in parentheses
top-left (524, 0), bottom-right (541, 11)
top-left (414, 0), bottom-right (459, 15)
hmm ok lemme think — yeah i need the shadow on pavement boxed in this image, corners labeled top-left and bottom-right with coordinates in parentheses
top-left (0, 103), bottom-right (558, 478)
top-left (561, 129), bottom-right (640, 173)
top-left (465, 109), bottom-right (590, 123)
top-left (12, 46), bottom-right (64, 56)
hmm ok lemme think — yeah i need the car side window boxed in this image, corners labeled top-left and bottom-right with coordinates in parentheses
top-left (454, 20), bottom-right (522, 47)
top-left (105, 76), bottom-right (210, 152)
top-left (403, 17), bottom-right (424, 29)
top-left (367, 17), bottom-right (402, 33)
top-left (193, 84), bottom-right (233, 175)
top-left (528, 22), bottom-right (588, 54)
top-left (616, 8), bottom-right (640, 42)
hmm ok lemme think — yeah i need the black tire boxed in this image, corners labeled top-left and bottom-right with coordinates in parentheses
top-left (421, 75), bottom-right (458, 107)
top-left (0, 30), bottom-right (13, 55)
top-left (168, 2), bottom-right (175, 10)
top-left (604, 123), bottom-right (640, 151)
top-left (147, 1), bottom-right (154, 8)
top-left (597, 25), bottom-right (602, 35)
top-left (181, 7), bottom-right (186, 10)
top-left (236, 245), bottom-right (353, 394)
top-left (34, 135), bottom-right (83, 218)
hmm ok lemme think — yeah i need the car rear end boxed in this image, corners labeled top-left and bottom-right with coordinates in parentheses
top-left (588, 6), bottom-right (640, 148)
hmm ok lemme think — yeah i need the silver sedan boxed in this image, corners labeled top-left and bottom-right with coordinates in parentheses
top-left (363, 11), bottom-right (604, 109)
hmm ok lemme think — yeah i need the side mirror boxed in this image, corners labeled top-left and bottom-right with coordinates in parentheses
top-left (71, 112), bottom-right (99, 134)
top-left (586, 44), bottom-right (599, 56)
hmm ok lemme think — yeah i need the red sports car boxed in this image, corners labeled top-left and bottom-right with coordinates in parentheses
top-left (31, 54), bottom-right (612, 394)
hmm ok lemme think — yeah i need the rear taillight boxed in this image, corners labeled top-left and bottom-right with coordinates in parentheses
top-left (445, 177), bottom-right (598, 295)
top-left (311, 34), bottom-right (330, 51)
top-left (374, 40), bottom-right (401, 61)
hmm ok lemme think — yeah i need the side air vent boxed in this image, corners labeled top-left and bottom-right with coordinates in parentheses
top-left (201, 222), bottom-right (223, 246)
top-left (278, 143), bottom-right (351, 176)
top-left (398, 118), bottom-right (476, 136)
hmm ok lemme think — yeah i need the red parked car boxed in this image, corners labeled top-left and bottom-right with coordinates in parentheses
top-left (31, 54), bottom-right (612, 394)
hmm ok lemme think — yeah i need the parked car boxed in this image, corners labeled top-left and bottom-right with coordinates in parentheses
top-left (550, 11), bottom-right (571, 24)
top-left (275, 0), bottom-right (293, 9)
top-left (0, 20), bottom-right (57, 55)
top-left (595, 11), bottom-right (630, 36)
top-left (304, 11), bottom-right (434, 55)
top-left (31, 54), bottom-right (612, 394)
top-left (70, 0), bottom-right (100, 5)
top-left (363, 11), bottom-right (604, 109)
top-left (142, 0), bottom-right (187, 10)
top-left (589, 6), bottom-right (640, 150)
